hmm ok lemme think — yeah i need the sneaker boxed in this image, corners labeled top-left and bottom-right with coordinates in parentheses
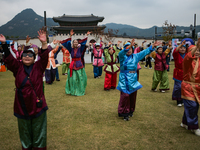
top-left (149, 67), bottom-right (152, 69)
top-left (129, 113), bottom-right (133, 117)
top-left (123, 116), bottom-right (129, 121)
top-left (65, 73), bottom-right (68, 75)
top-left (153, 89), bottom-right (157, 92)
top-left (177, 104), bottom-right (182, 107)
top-left (161, 90), bottom-right (165, 93)
top-left (144, 66), bottom-right (147, 68)
top-left (192, 129), bottom-right (200, 136)
top-left (98, 76), bottom-right (100, 78)
top-left (56, 79), bottom-right (60, 81)
top-left (180, 123), bottom-right (188, 130)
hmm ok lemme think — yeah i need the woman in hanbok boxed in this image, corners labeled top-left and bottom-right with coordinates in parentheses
top-left (172, 40), bottom-right (187, 106)
top-left (181, 39), bottom-right (200, 136)
top-left (117, 39), bottom-right (160, 121)
top-left (61, 29), bottom-right (91, 96)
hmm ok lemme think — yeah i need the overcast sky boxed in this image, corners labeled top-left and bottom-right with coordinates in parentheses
top-left (0, 0), bottom-right (200, 28)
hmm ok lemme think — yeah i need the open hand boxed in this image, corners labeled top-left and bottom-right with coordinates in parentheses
top-left (168, 40), bottom-right (172, 47)
top-left (152, 41), bottom-right (162, 48)
top-left (26, 35), bottom-right (31, 43)
top-left (38, 30), bottom-right (47, 43)
top-left (0, 34), bottom-right (6, 43)
top-left (87, 31), bottom-right (92, 36)
top-left (70, 29), bottom-right (74, 36)
top-left (53, 39), bottom-right (60, 45)
top-left (131, 39), bottom-right (135, 46)
top-left (181, 40), bottom-right (186, 45)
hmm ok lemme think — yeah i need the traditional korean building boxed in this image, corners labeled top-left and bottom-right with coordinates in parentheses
top-left (51, 14), bottom-right (106, 34)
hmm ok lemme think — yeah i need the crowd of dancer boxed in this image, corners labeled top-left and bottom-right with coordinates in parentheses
top-left (0, 27), bottom-right (200, 149)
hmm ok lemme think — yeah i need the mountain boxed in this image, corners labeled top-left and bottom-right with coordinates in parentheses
top-left (0, 8), bottom-right (58, 38)
top-left (103, 23), bottom-right (200, 38)
top-left (0, 8), bottom-right (200, 38)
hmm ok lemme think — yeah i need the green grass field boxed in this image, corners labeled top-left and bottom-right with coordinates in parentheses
top-left (0, 62), bottom-right (200, 150)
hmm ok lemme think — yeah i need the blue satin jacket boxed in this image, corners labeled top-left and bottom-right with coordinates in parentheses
top-left (117, 45), bottom-right (154, 94)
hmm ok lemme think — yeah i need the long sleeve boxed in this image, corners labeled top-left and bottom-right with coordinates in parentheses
top-left (3, 44), bottom-right (21, 75)
top-left (164, 48), bottom-right (171, 56)
top-left (135, 46), bottom-right (154, 63)
top-left (79, 37), bottom-right (87, 53)
top-left (38, 46), bottom-right (52, 72)
top-left (60, 38), bottom-right (72, 53)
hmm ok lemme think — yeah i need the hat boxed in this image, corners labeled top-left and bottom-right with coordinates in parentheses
top-left (22, 47), bottom-right (36, 59)
top-left (181, 38), bottom-right (195, 47)
top-left (123, 42), bottom-right (131, 49)
top-left (157, 46), bottom-right (162, 49)
top-left (30, 44), bottom-right (38, 49)
top-left (95, 43), bottom-right (100, 47)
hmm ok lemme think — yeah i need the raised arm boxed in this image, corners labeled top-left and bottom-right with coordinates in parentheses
top-left (0, 34), bottom-right (21, 74)
top-left (164, 41), bottom-right (172, 56)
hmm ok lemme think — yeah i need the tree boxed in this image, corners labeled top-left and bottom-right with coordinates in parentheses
top-left (162, 20), bottom-right (176, 41)
top-left (104, 28), bottom-right (119, 42)
top-left (92, 27), bottom-right (104, 41)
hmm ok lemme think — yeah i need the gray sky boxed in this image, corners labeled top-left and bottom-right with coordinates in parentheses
top-left (0, 0), bottom-right (200, 28)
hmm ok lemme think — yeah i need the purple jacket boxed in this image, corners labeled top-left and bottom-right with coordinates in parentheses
top-left (4, 46), bottom-right (52, 120)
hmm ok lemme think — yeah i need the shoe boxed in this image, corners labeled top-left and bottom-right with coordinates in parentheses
top-left (65, 73), bottom-right (68, 75)
top-left (149, 67), bottom-right (152, 69)
top-left (56, 79), bottom-right (60, 81)
top-left (98, 76), bottom-right (100, 78)
top-left (191, 129), bottom-right (200, 136)
top-left (123, 116), bottom-right (129, 121)
top-left (180, 123), bottom-right (188, 130)
top-left (129, 113), bottom-right (133, 117)
top-left (177, 104), bottom-right (182, 107)
top-left (161, 90), bottom-right (165, 93)
top-left (153, 89), bottom-right (157, 92)
top-left (144, 66), bottom-right (147, 68)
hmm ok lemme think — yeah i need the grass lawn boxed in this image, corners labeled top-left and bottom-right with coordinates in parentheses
top-left (0, 61), bottom-right (200, 150)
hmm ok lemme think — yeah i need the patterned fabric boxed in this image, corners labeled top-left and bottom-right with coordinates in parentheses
top-left (65, 68), bottom-right (87, 96)
top-left (18, 112), bottom-right (47, 150)
top-left (152, 70), bottom-right (169, 91)
top-left (61, 47), bottom-right (70, 64)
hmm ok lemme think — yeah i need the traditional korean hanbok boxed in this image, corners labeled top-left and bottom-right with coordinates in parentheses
top-left (11, 44), bottom-right (23, 61)
top-left (3, 42), bottom-right (52, 150)
top-left (151, 47), bottom-right (171, 92)
top-left (172, 47), bottom-right (187, 105)
top-left (45, 45), bottom-right (59, 84)
top-left (61, 37), bottom-right (87, 96)
top-left (181, 45), bottom-right (200, 132)
top-left (61, 46), bottom-right (70, 75)
top-left (117, 42), bottom-right (154, 119)
top-left (93, 43), bottom-right (104, 78)
top-left (104, 45), bottom-right (120, 90)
